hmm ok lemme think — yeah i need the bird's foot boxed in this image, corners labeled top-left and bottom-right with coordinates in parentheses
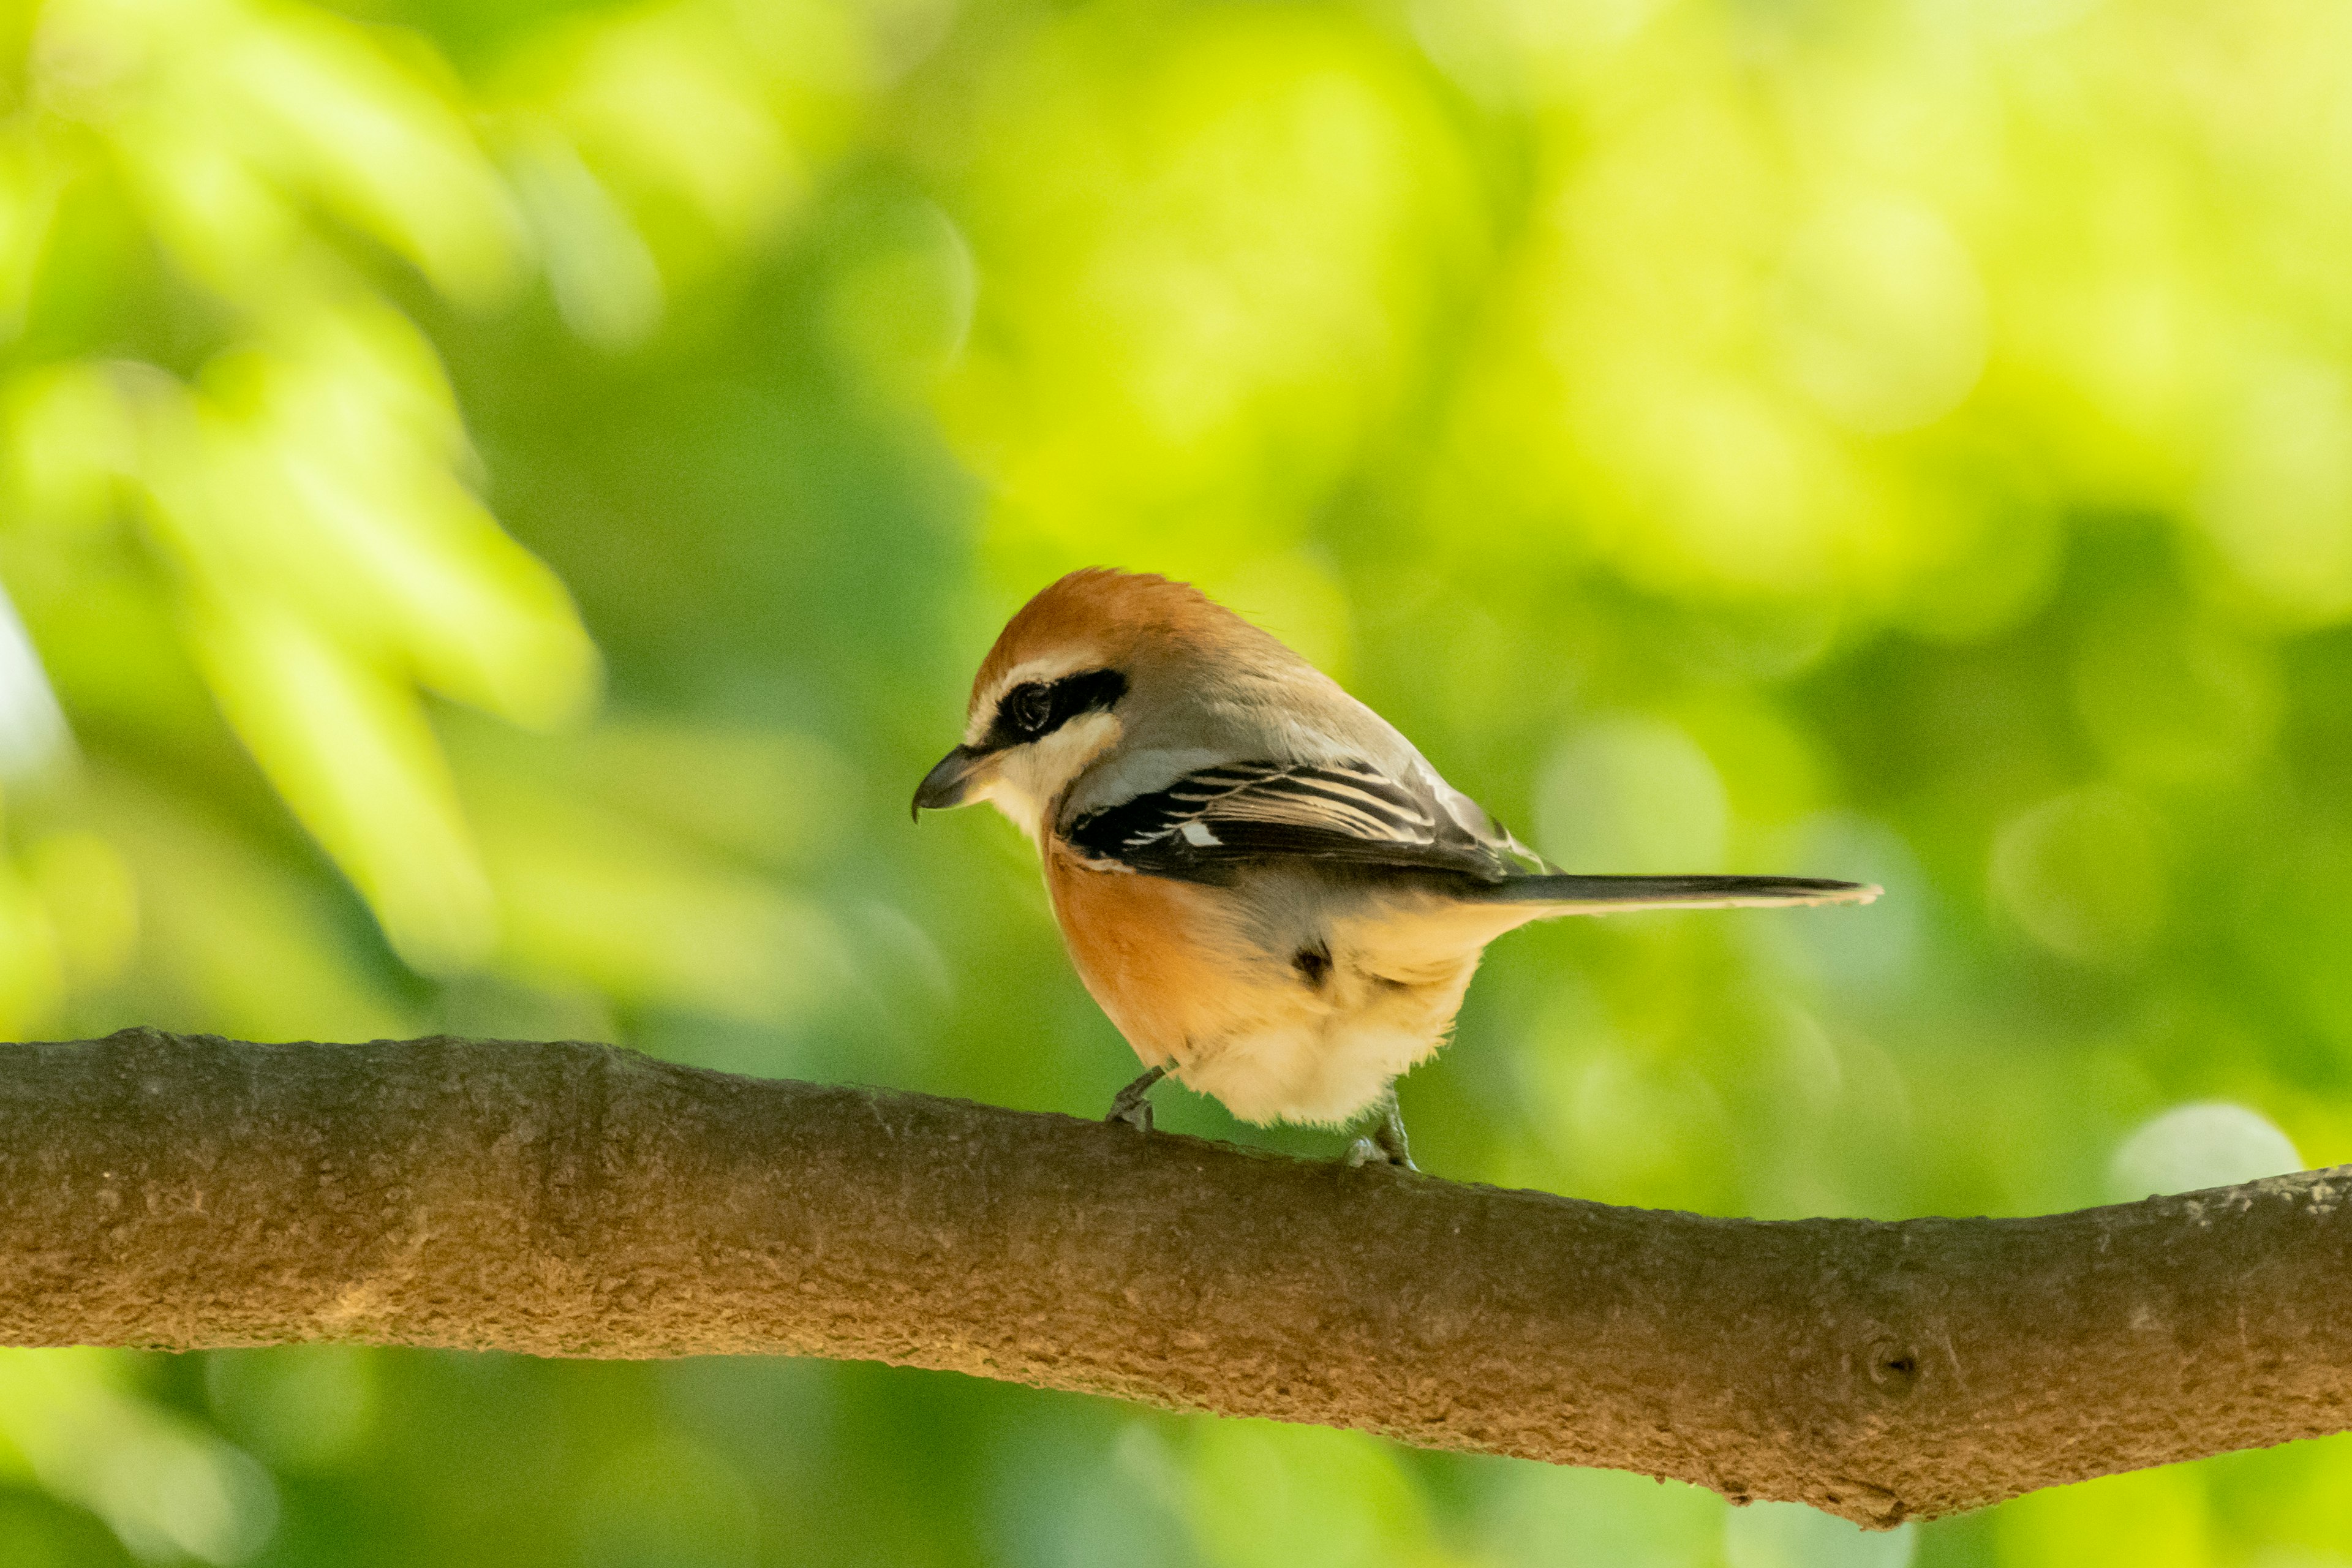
top-left (1106, 1066), bottom-right (1166, 1134)
top-left (1346, 1090), bottom-right (1417, 1170)
top-left (1344, 1134), bottom-right (1417, 1170)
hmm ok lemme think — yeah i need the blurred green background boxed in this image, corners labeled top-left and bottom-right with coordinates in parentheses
top-left (1, 0), bottom-right (2350, 1560)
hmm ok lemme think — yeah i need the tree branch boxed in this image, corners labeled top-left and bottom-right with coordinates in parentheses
top-left (2, 1029), bottom-right (2345, 1526)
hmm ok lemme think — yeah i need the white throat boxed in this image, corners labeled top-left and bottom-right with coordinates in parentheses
top-left (977, 711), bottom-right (1123, 845)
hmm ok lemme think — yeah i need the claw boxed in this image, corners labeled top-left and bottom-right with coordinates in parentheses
top-left (1106, 1065), bottom-right (1166, 1134)
top-left (1346, 1088), bottom-right (1417, 1170)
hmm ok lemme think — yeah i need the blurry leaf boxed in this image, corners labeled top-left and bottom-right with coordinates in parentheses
top-left (217, 3), bottom-right (524, 303)
top-left (0, 131), bottom-right (62, 335)
top-left (0, 576), bottom-right (71, 774)
top-left (553, 719), bottom-right (852, 870)
top-left (0, 541), bottom-right (219, 749)
top-left (2196, 358), bottom-right (2352, 627)
top-left (0, 823), bottom-right (63, 1035)
top-left (576, 1433), bottom-right (758, 1568)
top-left (203, 1347), bottom-right (379, 1472)
top-left (1535, 717), bottom-right (1728, 875)
top-left (818, 195), bottom-right (974, 401)
top-left (189, 305), bottom-right (602, 728)
top-left (189, 600), bottom-right (496, 971)
top-left (39, 0), bottom-right (525, 306)
top-left (2073, 607), bottom-right (2279, 786)
top-left (107, 115), bottom-right (314, 306)
top-left (6, 309), bottom-right (597, 974)
top-left (945, 4), bottom-right (1480, 567)
top-left (1478, 1460), bottom-right (1727, 1568)
top-left (1995, 1465), bottom-right (2207, 1568)
top-left (1189, 1422), bottom-right (1443, 1568)
top-left (500, 2), bottom-right (813, 265)
top-left (1724, 1500), bottom-right (1913, 1568)
top-left (463, 768), bottom-right (852, 1027)
top-left (0, 1349), bottom-right (278, 1566)
top-left (88, 769), bottom-right (415, 1041)
top-left (503, 119), bottom-right (665, 348)
top-left (25, 830), bottom-right (136, 990)
top-left (1989, 786), bottom-right (2168, 966)
top-left (1770, 196), bottom-right (1989, 436)
top-left (5, 360), bottom-right (148, 538)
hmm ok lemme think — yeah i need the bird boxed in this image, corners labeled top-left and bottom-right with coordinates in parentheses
top-left (912, 568), bottom-right (1879, 1169)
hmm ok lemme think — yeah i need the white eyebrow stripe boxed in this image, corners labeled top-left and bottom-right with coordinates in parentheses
top-left (963, 652), bottom-right (1115, 745)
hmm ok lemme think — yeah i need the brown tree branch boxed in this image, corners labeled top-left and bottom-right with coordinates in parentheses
top-left (1, 1028), bottom-right (2345, 1526)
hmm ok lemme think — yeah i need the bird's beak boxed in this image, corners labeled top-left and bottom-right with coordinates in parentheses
top-left (912, 744), bottom-right (987, 820)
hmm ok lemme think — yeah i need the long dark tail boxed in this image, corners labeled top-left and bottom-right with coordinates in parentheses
top-left (1477, 873), bottom-right (1880, 913)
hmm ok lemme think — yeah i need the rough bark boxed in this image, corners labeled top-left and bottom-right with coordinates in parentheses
top-left (0, 1028), bottom-right (2345, 1526)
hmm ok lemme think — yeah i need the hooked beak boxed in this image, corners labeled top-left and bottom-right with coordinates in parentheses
top-left (912, 744), bottom-right (988, 821)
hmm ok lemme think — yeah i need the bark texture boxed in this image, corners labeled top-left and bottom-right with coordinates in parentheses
top-left (1, 1028), bottom-right (2346, 1526)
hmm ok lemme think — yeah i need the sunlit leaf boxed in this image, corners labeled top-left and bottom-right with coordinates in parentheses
top-left (187, 596), bottom-right (497, 972)
top-left (463, 766), bottom-right (852, 1027)
top-left (37, 0), bottom-right (524, 306)
top-left (1189, 1421), bottom-right (1444, 1568)
top-left (86, 771), bottom-right (416, 1041)
top-left (0, 1349), bottom-right (278, 1566)
top-left (943, 5), bottom-right (1481, 576)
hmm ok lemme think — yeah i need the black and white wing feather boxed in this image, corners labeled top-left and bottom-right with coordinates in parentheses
top-left (1066, 760), bottom-right (1536, 884)
top-left (1063, 758), bottom-right (1880, 909)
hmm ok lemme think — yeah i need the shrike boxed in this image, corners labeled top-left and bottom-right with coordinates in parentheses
top-left (914, 569), bottom-right (1877, 1168)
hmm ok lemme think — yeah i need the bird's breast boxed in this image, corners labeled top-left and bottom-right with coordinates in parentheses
top-left (1041, 846), bottom-right (1490, 1126)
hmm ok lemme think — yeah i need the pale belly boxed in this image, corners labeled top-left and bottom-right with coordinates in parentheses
top-left (1044, 851), bottom-right (1534, 1126)
top-left (1175, 983), bottom-right (1464, 1126)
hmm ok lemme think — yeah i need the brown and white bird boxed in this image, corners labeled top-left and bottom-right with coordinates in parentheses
top-left (913, 569), bottom-right (1878, 1167)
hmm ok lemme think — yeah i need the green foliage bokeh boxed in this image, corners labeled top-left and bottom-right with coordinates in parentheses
top-left (2, 0), bottom-right (2350, 1561)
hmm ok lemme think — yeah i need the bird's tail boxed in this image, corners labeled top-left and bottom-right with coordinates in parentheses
top-left (1474, 873), bottom-right (1880, 914)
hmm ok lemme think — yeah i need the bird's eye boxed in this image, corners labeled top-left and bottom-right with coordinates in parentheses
top-left (1008, 684), bottom-right (1054, 736)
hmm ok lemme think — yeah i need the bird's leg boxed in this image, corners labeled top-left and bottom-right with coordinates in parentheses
top-left (1344, 1087), bottom-right (1416, 1170)
top-left (1106, 1066), bottom-right (1166, 1133)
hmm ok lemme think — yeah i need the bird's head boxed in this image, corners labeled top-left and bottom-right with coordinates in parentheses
top-left (912, 568), bottom-right (1301, 842)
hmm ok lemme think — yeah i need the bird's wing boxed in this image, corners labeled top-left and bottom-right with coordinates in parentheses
top-left (1064, 759), bottom-right (1539, 884)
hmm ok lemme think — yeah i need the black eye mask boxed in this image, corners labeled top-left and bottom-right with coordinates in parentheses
top-left (984, 668), bottom-right (1128, 750)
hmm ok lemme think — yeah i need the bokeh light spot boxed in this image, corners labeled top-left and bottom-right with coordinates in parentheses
top-left (1536, 717), bottom-right (1728, 875)
top-left (2073, 607), bottom-right (2279, 785)
top-left (1990, 787), bottom-right (2167, 965)
top-left (1771, 197), bottom-right (1990, 436)
top-left (2107, 1101), bottom-right (2302, 1202)
top-left (2197, 358), bottom-right (2352, 625)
